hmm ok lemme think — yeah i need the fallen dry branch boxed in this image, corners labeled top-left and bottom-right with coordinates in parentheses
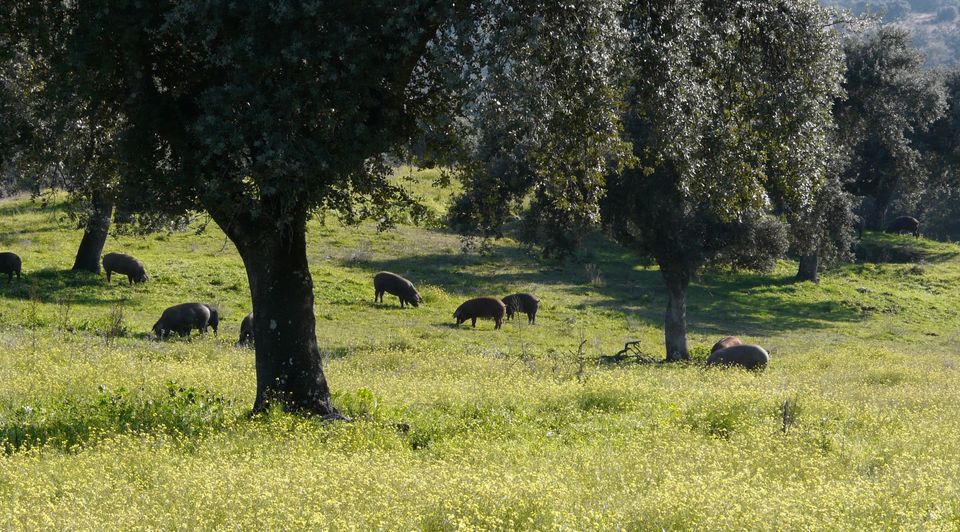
top-left (597, 340), bottom-right (658, 365)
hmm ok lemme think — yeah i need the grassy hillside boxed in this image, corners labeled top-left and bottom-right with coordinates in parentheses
top-left (1, 178), bottom-right (960, 529)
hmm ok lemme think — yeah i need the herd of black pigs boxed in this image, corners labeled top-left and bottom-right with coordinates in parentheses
top-left (0, 215), bottom-right (925, 371)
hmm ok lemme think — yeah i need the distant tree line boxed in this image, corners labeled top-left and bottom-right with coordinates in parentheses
top-left (823, 0), bottom-right (960, 65)
top-left (831, 0), bottom-right (960, 18)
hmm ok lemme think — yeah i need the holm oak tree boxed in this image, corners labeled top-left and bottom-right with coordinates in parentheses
top-left (2, 1), bottom-right (628, 415)
top-left (453, 0), bottom-right (847, 360)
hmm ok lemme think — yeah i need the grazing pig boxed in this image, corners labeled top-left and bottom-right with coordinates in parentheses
top-left (454, 297), bottom-right (507, 330)
top-left (502, 293), bottom-right (540, 324)
top-left (706, 344), bottom-right (769, 370)
top-left (0, 252), bottom-right (22, 282)
top-left (374, 271), bottom-right (422, 308)
top-left (710, 336), bottom-right (743, 354)
top-left (102, 252), bottom-right (149, 284)
top-left (152, 303), bottom-right (215, 339)
top-left (237, 312), bottom-right (254, 346)
top-left (204, 304), bottom-right (220, 336)
top-left (885, 216), bottom-right (920, 238)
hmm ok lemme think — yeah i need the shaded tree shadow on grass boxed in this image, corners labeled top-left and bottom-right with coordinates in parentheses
top-left (683, 273), bottom-right (860, 337)
top-left (0, 383), bottom-right (235, 454)
top-left (0, 225), bottom-right (77, 246)
top-left (558, 245), bottom-right (863, 337)
top-left (0, 268), bottom-right (120, 305)
top-left (0, 196), bottom-right (77, 219)
top-left (357, 250), bottom-right (605, 299)
top-left (357, 233), bottom-right (862, 338)
top-left (855, 232), bottom-right (960, 264)
top-left (366, 299), bottom-right (426, 310)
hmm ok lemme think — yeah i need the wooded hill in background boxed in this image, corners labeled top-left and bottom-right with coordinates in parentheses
top-left (823, 0), bottom-right (960, 65)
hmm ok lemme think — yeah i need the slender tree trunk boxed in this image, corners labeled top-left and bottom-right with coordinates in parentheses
top-left (660, 267), bottom-right (690, 361)
top-left (876, 203), bottom-right (888, 230)
top-left (230, 214), bottom-right (343, 417)
top-left (71, 193), bottom-right (113, 273)
top-left (796, 254), bottom-right (819, 283)
top-left (869, 198), bottom-right (890, 230)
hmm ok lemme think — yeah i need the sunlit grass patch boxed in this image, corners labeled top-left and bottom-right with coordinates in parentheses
top-left (1, 193), bottom-right (960, 527)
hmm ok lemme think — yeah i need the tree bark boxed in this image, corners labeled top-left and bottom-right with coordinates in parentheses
top-left (796, 254), bottom-right (820, 283)
top-left (229, 213), bottom-right (343, 418)
top-left (868, 198), bottom-right (890, 230)
top-left (71, 192), bottom-right (113, 273)
top-left (660, 267), bottom-right (690, 361)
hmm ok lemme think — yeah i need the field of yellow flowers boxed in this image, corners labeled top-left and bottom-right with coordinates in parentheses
top-left (1, 183), bottom-right (959, 529)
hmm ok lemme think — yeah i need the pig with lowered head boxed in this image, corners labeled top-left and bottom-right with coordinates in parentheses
top-left (103, 252), bottom-right (149, 284)
top-left (153, 303), bottom-right (219, 339)
top-left (501, 293), bottom-right (540, 324)
top-left (710, 336), bottom-right (743, 354)
top-left (0, 252), bottom-right (22, 282)
top-left (374, 271), bottom-right (422, 308)
top-left (237, 312), bottom-right (254, 346)
top-left (706, 344), bottom-right (769, 370)
top-left (885, 216), bottom-right (920, 238)
top-left (454, 297), bottom-right (507, 330)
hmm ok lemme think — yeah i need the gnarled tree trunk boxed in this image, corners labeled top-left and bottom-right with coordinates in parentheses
top-left (660, 266), bottom-right (691, 361)
top-left (796, 254), bottom-right (819, 283)
top-left (223, 210), bottom-right (342, 417)
top-left (72, 192), bottom-right (113, 273)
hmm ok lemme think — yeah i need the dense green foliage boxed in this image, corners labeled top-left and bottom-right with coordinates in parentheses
top-left (2, 188), bottom-right (960, 527)
top-left (838, 27), bottom-right (947, 228)
top-left (919, 68), bottom-right (960, 240)
top-left (2, 1), bottom-right (635, 414)
top-left (453, 0), bottom-right (848, 360)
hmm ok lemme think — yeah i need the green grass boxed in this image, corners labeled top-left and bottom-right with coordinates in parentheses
top-left (1, 182), bottom-right (960, 529)
top-left (856, 230), bottom-right (960, 264)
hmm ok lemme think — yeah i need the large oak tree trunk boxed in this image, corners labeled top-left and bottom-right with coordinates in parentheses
top-left (661, 267), bottom-right (690, 361)
top-left (796, 254), bottom-right (819, 283)
top-left (71, 193), bottom-right (113, 273)
top-left (228, 213), bottom-right (343, 417)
